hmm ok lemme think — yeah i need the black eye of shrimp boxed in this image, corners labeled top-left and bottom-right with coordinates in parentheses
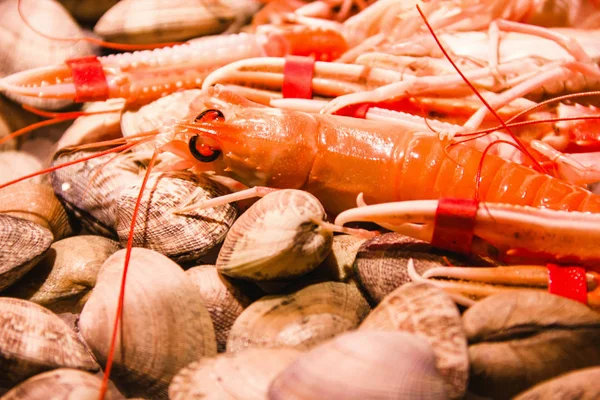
top-left (194, 108), bottom-right (225, 122)
top-left (188, 135), bottom-right (221, 162)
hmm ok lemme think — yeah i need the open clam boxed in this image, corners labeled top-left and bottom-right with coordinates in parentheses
top-left (227, 282), bottom-right (370, 352)
top-left (79, 247), bottom-right (217, 399)
top-left (268, 331), bottom-right (448, 399)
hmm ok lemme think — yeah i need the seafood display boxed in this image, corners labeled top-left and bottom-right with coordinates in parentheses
top-left (1, 0), bottom-right (600, 399)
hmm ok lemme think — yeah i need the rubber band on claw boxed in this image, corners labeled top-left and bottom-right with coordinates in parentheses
top-left (547, 264), bottom-right (588, 304)
top-left (66, 56), bottom-right (109, 103)
top-left (282, 56), bottom-right (315, 99)
top-left (431, 198), bottom-right (479, 255)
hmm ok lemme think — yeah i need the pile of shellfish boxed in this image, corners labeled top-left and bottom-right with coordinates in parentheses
top-left (1, 0), bottom-right (600, 399)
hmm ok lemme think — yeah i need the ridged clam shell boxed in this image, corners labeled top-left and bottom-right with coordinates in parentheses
top-left (0, 0), bottom-right (94, 109)
top-left (4, 235), bottom-right (119, 313)
top-left (360, 282), bottom-right (468, 399)
top-left (94, 0), bottom-right (235, 44)
top-left (0, 182), bottom-right (73, 240)
top-left (186, 265), bottom-right (253, 353)
top-left (0, 298), bottom-right (98, 387)
top-left (227, 282), bottom-right (370, 352)
top-left (464, 290), bottom-right (600, 399)
top-left (217, 190), bottom-right (333, 281)
top-left (0, 368), bottom-right (125, 400)
top-left (268, 331), bottom-right (448, 400)
top-left (0, 152), bottom-right (43, 184)
top-left (308, 234), bottom-right (366, 284)
top-left (0, 214), bottom-right (52, 292)
top-left (116, 171), bottom-right (237, 263)
top-left (353, 233), bottom-right (498, 304)
top-left (169, 348), bottom-right (302, 400)
top-left (58, 0), bottom-right (119, 23)
top-left (79, 248), bottom-right (217, 399)
top-left (514, 367), bottom-right (600, 400)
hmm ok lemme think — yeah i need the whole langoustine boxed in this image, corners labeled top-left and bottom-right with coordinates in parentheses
top-left (163, 86), bottom-right (600, 216)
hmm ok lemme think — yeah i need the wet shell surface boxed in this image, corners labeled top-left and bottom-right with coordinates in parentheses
top-left (0, 214), bottom-right (53, 292)
top-left (0, 182), bottom-right (73, 241)
top-left (227, 282), bottom-right (370, 352)
top-left (360, 282), bottom-right (468, 399)
top-left (514, 366), bottom-right (600, 400)
top-left (463, 290), bottom-right (600, 399)
top-left (186, 265), bottom-right (253, 353)
top-left (169, 348), bottom-right (302, 400)
top-left (116, 171), bottom-right (237, 263)
top-left (268, 331), bottom-right (448, 400)
top-left (4, 235), bottom-right (120, 314)
top-left (0, 0), bottom-right (94, 109)
top-left (94, 0), bottom-right (235, 44)
top-left (217, 189), bottom-right (333, 281)
top-left (0, 298), bottom-right (98, 387)
top-left (79, 248), bottom-right (217, 399)
top-left (0, 152), bottom-right (43, 184)
top-left (0, 368), bottom-right (125, 400)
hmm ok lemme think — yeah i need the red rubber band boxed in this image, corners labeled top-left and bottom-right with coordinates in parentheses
top-left (547, 264), bottom-right (587, 304)
top-left (66, 56), bottom-right (109, 103)
top-left (431, 198), bottom-right (479, 255)
top-left (282, 55), bottom-right (315, 99)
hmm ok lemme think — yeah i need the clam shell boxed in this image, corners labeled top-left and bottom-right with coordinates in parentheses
top-left (0, 182), bottom-right (73, 240)
top-left (94, 0), bottom-right (235, 44)
top-left (0, 368), bottom-right (124, 400)
top-left (360, 282), bottom-right (468, 399)
top-left (0, 152), bottom-right (43, 185)
top-left (116, 171), bottom-right (237, 263)
top-left (186, 265), bottom-right (253, 353)
top-left (353, 233), bottom-right (498, 304)
top-left (308, 234), bottom-right (366, 284)
top-left (0, 97), bottom-right (40, 151)
top-left (79, 248), bottom-right (217, 399)
top-left (514, 367), bottom-right (600, 400)
top-left (169, 348), bottom-right (302, 400)
top-left (463, 290), bottom-right (600, 399)
top-left (0, 0), bottom-right (94, 109)
top-left (268, 331), bottom-right (448, 400)
top-left (58, 0), bottom-right (119, 23)
top-left (227, 282), bottom-right (370, 352)
top-left (4, 235), bottom-right (120, 313)
top-left (0, 298), bottom-right (98, 387)
top-left (0, 214), bottom-right (53, 292)
top-left (217, 190), bottom-right (333, 281)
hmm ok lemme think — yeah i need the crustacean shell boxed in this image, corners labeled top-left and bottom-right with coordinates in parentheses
top-left (464, 290), bottom-right (600, 399)
top-left (94, 0), bottom-right (235, 44)
top-left (0, 0), bottom-right (94, 109)
top-left (0, 214), bottom-right (52, 292)
top-left (360, 282), bottom-right (468, 399)
top-left (58, 0), bottom-right (119, 23)
top-left (0, 298), bottom-right (98, 387)
top-left (268, 330), bottom-right (448, 400)
top-left (227, 282), bottom-right (370, 352)
top-left (353, 232), bottom-right (498, 304)
top-left (169, 348), bottom-right (302, 400)
top-left (0, 368), bottom-right (125, 400)
top-left (0, 152), bottom-right (43, 185)
top-left (186, 265), bottom-right (254, 353)
top-left (117, 171), bottom-right (237, 263)
top-left (79, 248), bottom-right (217, 399)
top-left (217, 189), bottom-right (333, 281)
top-left (0, 182), bottom-right (73, 240)
top-left (4, 235), bottom-right (119, 314)
top-left (514, 366), bottom-right (600, 400)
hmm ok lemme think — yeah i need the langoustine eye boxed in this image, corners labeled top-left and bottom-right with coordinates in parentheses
top-left (189, 109), bottom-right (225, 162)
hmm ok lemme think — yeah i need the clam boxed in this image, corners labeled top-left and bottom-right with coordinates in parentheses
top-left (79, 247), bottom-right (217, 399)
top-left (217, 189), bottom-right (333, 281)
top-left (94, 0), bottom-right (235, 44)
top-left (360, 282), bottom-right (468, 399)
top-left (227, 282), bottom-right (370, 352)
top-left (169, 348), bottom-right (302, 400)
top-left (0, 214), bottom-right (52, 292)
top-left (117, 171), bottom-right (237, 263)
top-left (308, 234), bottom-right (366, 284)
top-left (0, 0), bottom-right (94, 109)
top-left (353, 233), bottom-right (498, 304)
top-left (4, 235), bottom-right (119, 313)
top-left (463, 290), bottom-right (600, 399)
top-left (0, 97), bottom-right (40, 151)
top-left (514, 367), bottom-right (600, 400)
top-left (58, 0), bottom-right (119, 23)
top-left (268, 331), bottom-right (448, 399)
top-left (0, 182), bottom-right (73, 240)
top-left (186, 265), bottom-right (254, 352)
top-left (0, 152), bottom-right (43, 185)
top-left (0, 368), bottom-right (124, 400)
top-left (0, 298), bottom-right (98, 387)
